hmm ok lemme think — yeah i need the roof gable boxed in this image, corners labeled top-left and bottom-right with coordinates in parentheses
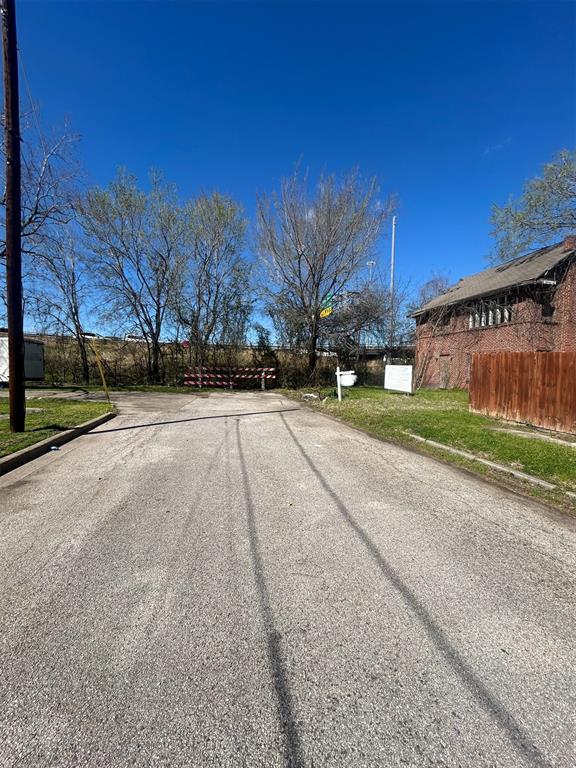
top-left (412, 239), bottom-right (575, 316)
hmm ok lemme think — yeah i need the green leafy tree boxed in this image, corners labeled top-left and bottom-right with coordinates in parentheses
top-left (490, 149), bottom-right (576, 263)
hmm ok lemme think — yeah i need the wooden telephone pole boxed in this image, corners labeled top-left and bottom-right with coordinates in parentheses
top-left (2, 0), bottom-right (25, 432)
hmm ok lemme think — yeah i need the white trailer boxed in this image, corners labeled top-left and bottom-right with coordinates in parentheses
top-left (0, 337), bottom-right (45, 383)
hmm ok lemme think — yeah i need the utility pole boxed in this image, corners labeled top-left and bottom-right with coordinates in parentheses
top-left (2, 0), bottom-right (25, 432)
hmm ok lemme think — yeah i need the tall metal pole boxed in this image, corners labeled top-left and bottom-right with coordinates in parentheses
top-left (390, 215), bottom-right (396, 295)
top-left (2, 0), bottom-right (25, 432)
top-left (388, 215), bottom-right (397, 355)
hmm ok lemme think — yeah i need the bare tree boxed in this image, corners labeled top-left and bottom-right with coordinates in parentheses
top-left (319, 285), bottom-right (383, 353)
top-left (0, 117), bottom-right (78, 262)
top-left (257, 168), bottom-right (391, 381)
top-left (410, 272), bottom-right (453, 389)
top-left (78, 170), bottom-right (185, 384)
top-left (173, 192), bottom-right (251, 368)
top-left (29, 227), bottom-right (93, 383)
top-left (0, 114), bottom-right (79, 320)
top-left (413, 272), bottom-right (451, 310)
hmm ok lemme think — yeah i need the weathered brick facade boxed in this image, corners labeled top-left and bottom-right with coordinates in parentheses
top-left (414, 246), bottom-right (576, 389)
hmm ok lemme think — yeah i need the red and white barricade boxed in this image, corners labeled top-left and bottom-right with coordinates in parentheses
top-left (183, 367), bottom-right (276, 390)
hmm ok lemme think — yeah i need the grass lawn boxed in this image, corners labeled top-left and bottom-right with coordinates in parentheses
top-left (282, 386), bottom-right (576, 509)
top-left (0, 397), bottom-right (113, 458)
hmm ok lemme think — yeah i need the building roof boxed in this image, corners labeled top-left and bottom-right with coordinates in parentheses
top-left (411, 238), bottom-right (576, 317)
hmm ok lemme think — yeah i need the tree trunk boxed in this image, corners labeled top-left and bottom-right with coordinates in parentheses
top-left (78, 338), bottom-right (90, 384)
top-left (307, 333), bottom-right (318, 383)
top-left (151, 341), bottom-right (161, 384)
top-left (146, 342), bottom-right (154, 384)
top-left (306, 312), bottom-right (320, 383)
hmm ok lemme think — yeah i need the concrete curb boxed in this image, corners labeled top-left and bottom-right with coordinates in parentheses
top-left (405, 432), bottom-right (557, 489)
top-left (405, 433), bottom-right (576, 505)
top-left (0, 410), bottom-right (116, 477)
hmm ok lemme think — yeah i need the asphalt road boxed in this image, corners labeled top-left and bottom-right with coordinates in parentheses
top-left (1, 391), bottom-right (575, 768)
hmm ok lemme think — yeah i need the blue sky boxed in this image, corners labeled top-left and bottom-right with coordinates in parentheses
top-left (17, 0), bottom-right (576, 291)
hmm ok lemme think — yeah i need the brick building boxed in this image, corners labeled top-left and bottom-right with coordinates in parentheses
top-left (411, 236), bottom-right (576, 388)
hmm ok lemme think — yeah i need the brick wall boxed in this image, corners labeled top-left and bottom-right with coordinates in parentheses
top-left (555, 258), bottom-right (576, 351)
top-left (415, 258), bottom-right (576, 389)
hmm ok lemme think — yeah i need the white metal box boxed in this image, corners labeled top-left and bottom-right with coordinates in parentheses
top-left (0, 337), bottom-right (45, 383)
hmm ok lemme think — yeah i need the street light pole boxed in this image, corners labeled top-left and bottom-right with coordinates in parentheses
top-left (366, 260), bottom-right (376, 283)
top-left (388, 215), bottom-right (397, 360)
top-left (1, 0), bottom-right (25, 432)
top-left (390, 215), bottom-right (396, 295)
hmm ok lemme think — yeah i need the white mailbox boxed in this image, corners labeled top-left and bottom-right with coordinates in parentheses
top-left (339, 370), bottom-right (357, 387)
top-left (335, 366), bottom-right (357, 401)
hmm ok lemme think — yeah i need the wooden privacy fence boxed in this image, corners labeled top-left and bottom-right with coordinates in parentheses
top-left (184, 367), bottom-right (276, 390)
top-left (469, 352), bottom-right (576, 434)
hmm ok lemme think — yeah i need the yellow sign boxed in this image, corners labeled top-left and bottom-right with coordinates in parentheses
top-left (320, 307), bottom-right (333, 319)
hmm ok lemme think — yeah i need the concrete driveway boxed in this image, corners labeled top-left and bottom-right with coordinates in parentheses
top-left (1, 391), bottom-right (575, 768)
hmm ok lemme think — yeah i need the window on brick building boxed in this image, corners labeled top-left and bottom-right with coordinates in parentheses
top-left (469, 296), bottom-right (512, 329)
top-left (542, 302), bottom-right (555, 318)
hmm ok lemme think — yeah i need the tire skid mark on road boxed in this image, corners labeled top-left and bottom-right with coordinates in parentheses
top-left (235, 419), bottom-right (305, 768)
top-left (81, 417), bottom-right (232, 663)
top-left (0, 413), bottom-right (169, 600)
top-left (1, 418), bottom-right (236, 767)
top-left (0, 402), bottom-right (205, 649)
top-left (279, 412), bottom-right (554, 768)
top-left (106, 414), bottom-right (280, 762)
top-left (125, 419), bottom-right (233, 658)
top-left (94, 419), bottom-right (236, 755)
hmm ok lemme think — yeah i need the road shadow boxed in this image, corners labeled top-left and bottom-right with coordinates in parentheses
top-left (235, 419), bottom-right (305, 768)
top-left (280, 413), bottom-right (552, 768)
top-left (88, 408), bottom-right (300, 435)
